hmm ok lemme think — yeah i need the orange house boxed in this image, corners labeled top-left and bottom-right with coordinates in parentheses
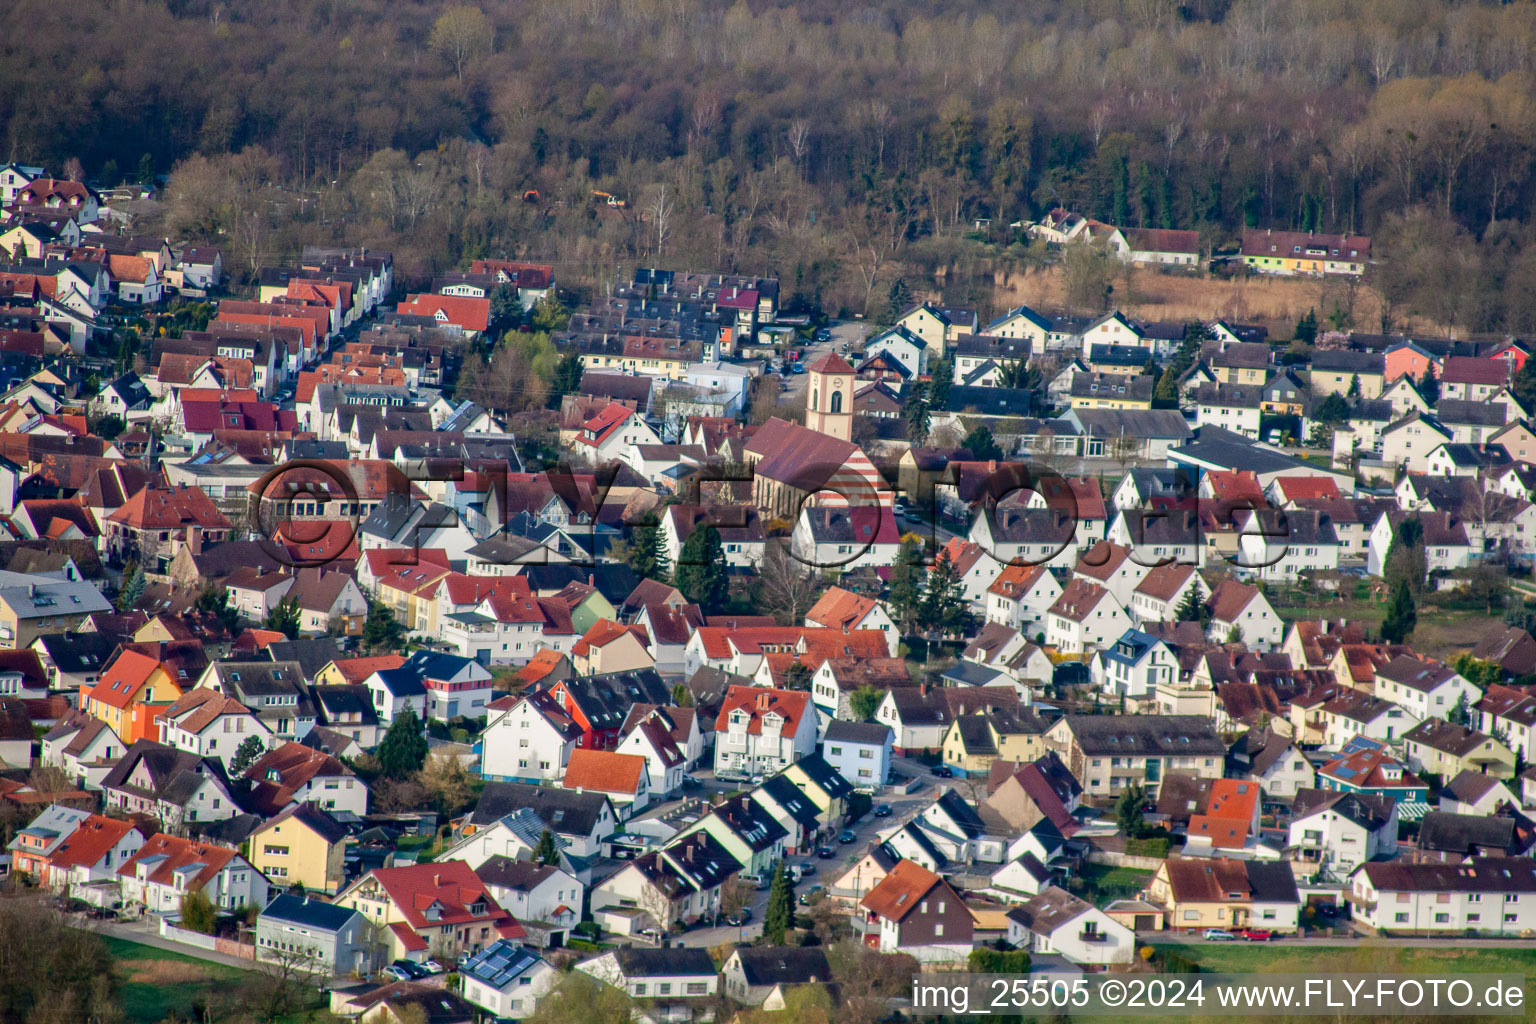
top-left (81, 650), bottom-right (185, 745)
top-left (1383, 342), bottom-right (1435, 384)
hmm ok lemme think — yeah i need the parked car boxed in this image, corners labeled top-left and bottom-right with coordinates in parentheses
top-left (816, 845), bottom-right (835, 858)
top-left (381, 965), bottom-right (413, 982)
top-left (932, 766), bottom-right (954, 778)
top-left (799, 884), bottom-right (825, 906)
top-left (816, 328), bottom-right (832, 341)
top-left (797, 860), bottom-right (817, 878)
top-left (838, 829), bottom-right (857, 844)
top-left (729, 907), bottom-right (753, 925)
top-left (1239, 929), bottom-right (1274, 942)
top-left (904, 510), bottom-right (923, 523)
top-left (790, 363), bottom-right (806, 374)
top-left (1203, 929), bottom-right (1237, 941)
top-left (873, 804), bottom-right (892, 817)
top-left (740, 872), bottom-right (767, 889)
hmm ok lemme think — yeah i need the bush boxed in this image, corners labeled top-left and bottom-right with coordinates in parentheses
top-left (574, 921), bottom-right (602, 939)
top-left (179, 889), bottom-right (218, 934)
top-left (968, 948), bottom-right (1031, 973)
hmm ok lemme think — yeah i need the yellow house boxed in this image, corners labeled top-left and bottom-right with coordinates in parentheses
top-left (1402, 720), bottom-right (1516, 781)
top-left (314, 655), bottom-right (407, 690)
top-left (1240, 229), bottom-right (1369, 277)
top-left (247, 802), bottom-right (350, 893)
top-left (1148, 857), bottom-right (1299, 934)
top-left (82, 650), bottom-right (183, 745)
top-left (569, 621), bottom-right (654, 676)
top-left (782, 754), bottom-right (852, 829)
top-left (1068, 372), bottom-right (1153, 410)
top-left (941, 709), bottom-right (1049, 776)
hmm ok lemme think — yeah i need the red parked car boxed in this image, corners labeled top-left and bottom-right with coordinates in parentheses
top-left (1239, 929), bottom-right (1273, 942)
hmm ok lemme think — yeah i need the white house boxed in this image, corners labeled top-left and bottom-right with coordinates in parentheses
top-left (821, 719), bottom-right (894, 789)
top-left (476, 858), bottom-right (585, 950)
top-left (713, 686), bottom-right (818, 780)
top-left (617, 708), bottom-right (688, 797)
top-left (576, 947), bottom-right (720, 1000)
top-left (985, 563), bottom-right (1063, 638)
top-left (1351, 858), bottom-right (1536, 936)
top-left (1234, 508), bottom-right (1341, 583)
top-left (1287, 790), bottom-right (1397, 882)
top-left (1005, 886), bottom-right (1136, 965)
top-left (1090, 629), bottom-right (1177, 700)
top-left (804, 586), bottom-right (900, 657)
top-left (460, 941), bottom-right (558, 1020)
top-left (1128, 562), bottom-right (1200, 625)
top-left (1045, 580), bottom-right (1131, 655)
top-left (156, 688), bottom-right (274, 774)
top-left (1373, 656), bottom-right (1481, 723)
top-left (479, 692), bottom-right (580, 783)
top-left (573, 403), bottom-right (662, 465)
top-left (1206, 580), bottom-right (1284, 649)
top-left (117, 833), bottom-right (269, 914)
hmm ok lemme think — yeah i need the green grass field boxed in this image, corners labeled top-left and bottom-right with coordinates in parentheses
top-left (105, 935), bottom-right (253, 1023)
top-left (1153, 941), bottom-right (1536, 976)
top-left (1074, 864), bottom-right (1155, 906)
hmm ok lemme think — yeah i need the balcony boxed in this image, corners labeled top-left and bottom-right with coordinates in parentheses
top-left (1078, 930), bottom-right (1111, 943)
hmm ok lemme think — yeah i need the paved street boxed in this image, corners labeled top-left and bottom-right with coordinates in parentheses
top-left (674, 773), bottom-right (934, 948)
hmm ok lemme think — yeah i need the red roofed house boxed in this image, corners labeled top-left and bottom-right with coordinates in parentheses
top-left (713, 685), bottom-right (817, 780)
top-left (1183, 778), bottom-right (1263, 854)
top-left (560, 748), bottom-right (651, 815)
top-left (333, 861), bottom-right (523, 962)
top-left (1045, 579), bottom-right (1132, 655)
top-left (572, 401), bottom-right (661, 464)
top-left (616, 705), bottom-right (691, 796)
top-left (9, 807), bottom-right (146, 889)
top-left (245, 740), bottom-right (368, 816)
top-left (156, 687), bottom-right (274, 773)
top-left (1440, 355), bottom-right (1510, 403)
top-left (1267, 475), bottom-right (1341, 504)
top-left (104, 484), bottom-right (232, 573)
top-left (859, 859), bottom-right (973, 961)
top-left (804, 586), bottom-right (899, 656)
top-left (570, 621), bottom-right (653, 676)
top-left (82, 649), bottom-right (185, 745)
top-left (118, 832), bottom-right (270, 914)
top-left (395, 294), bottom-right (491, 336)
top-left (10, 178), bottom-right (100, 222)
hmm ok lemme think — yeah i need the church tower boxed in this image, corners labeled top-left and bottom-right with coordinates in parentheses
top-left (805, 353), bottom-right (854, 441)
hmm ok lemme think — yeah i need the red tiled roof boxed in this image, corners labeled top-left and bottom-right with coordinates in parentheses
top-left (571, 620), bottom-right (647, 657)
top-left (245, 741), bottom-right (352, 815)
top-left (107, 485), bottom-right (230, 531)
top-left (365, 861), bottom-right (520, 933)
top-left (561, 748), bottom-right (647, 796)
top-left (85, 650), bottom-right (168, 711)
top-left (861, 859), bottom-right (947, 921)
top-left (1272, 476), bottom-right (1340, 501)
top-left (329, 655), bottom-right (406, 685)
top-left (805, 586), bottom-right (879, 631)
top-left (1441, 355), bottom-right (1510, 387)
top-left (49, 814), bottom-right (140, 869)
top-left (118, 833), bottom-right (239, 889)
top-left (395, 294), bottom-right (491, 332)
top-left (715, 685), bottom-right (812, 736)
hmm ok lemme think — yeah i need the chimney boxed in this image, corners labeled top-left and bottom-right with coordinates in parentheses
top-left (434, 873), bottom-right (441, 887)
top-left (988, 460), bottom-right (997, 473)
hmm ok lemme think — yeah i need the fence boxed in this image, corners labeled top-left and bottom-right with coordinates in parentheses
top-left (158, 917), bottom-right (256, 960)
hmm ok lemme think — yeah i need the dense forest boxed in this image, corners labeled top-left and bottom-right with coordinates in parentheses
top-left (6, 0), bottom-right (1536, 329)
